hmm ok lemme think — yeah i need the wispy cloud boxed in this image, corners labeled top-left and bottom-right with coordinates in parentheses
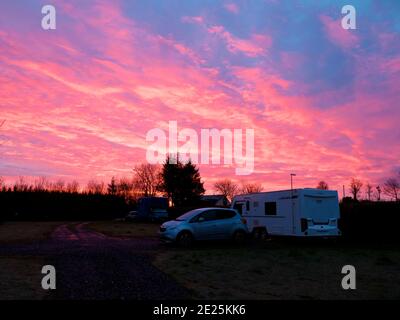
top-left (0, 0), bottom-right (399, 195)
top-left (320, 15), bottom-right (359, 50)
top-left (224, 3), bottom-right (239, 14)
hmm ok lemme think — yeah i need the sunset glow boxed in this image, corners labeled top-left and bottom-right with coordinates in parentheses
top-left (1, 0), bottom-right (399, 196)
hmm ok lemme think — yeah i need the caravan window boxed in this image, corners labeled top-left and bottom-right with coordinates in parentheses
top-left (264, 202), bottom-right (277, 216)
top-left (246, 201), bottom-right (250, 211)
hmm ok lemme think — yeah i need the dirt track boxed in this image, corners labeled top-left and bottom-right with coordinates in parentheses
top-left (0, 222), bottom-right (189, 300)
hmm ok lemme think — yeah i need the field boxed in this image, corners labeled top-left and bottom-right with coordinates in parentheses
top-left (0, 256), bottom-right (50, 300)
top-left (88, 220), bottom-right (159, 238)
top-left (0, 222), bottom-right (62, 299)
top-left (153, 241), bottom-right (400, 300)
top-left (0, 221), bottom-right (63, 244)
top-left (1, 221), bottom-right (399, 300)
top-left (0, 220), bottom-right (160, 243)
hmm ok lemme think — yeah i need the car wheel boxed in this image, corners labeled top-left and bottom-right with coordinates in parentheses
top-left (177, 231), bottom-right (193, 248)
top-left (233, 230), bottom-right (246, 245)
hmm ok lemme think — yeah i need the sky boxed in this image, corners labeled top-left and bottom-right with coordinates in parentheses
top-left (0, 0), bottom-right (399, 197)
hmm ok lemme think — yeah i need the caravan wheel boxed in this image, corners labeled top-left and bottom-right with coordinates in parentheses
top-left (259, 228), bottom-right (269, 241)
top-left (253, 228), bottom-right (269, 241)
top-left (252, 228), bottom-right (260, 240)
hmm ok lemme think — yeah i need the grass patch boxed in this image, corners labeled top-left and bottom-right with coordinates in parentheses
top-left (0, 221), bottom-right (63, 244)
top-left (88, 221), bottom-right (159, 238)
top-left (0, 256), bottom-right (50, 300)
top-left (153, 241), bottom-right (400, 300)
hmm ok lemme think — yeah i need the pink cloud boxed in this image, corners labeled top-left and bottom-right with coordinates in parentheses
top-left (182, 15), bottom-right (271, 57)
top-left (320, 15), bottom-right (359, 50)
top-left (381, 56), bottom-right (400, 74)
top-left (207, 25), bottom-right (271, 57)
top-left (0, 0), bottom-right (399, 200)
top-left (181, 16), bottom-right (204, 24)
top-left (224, 3), bottom-right (239, 14)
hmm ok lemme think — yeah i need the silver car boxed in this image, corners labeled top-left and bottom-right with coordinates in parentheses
top-left (159, 207), bottom-right (249, 247)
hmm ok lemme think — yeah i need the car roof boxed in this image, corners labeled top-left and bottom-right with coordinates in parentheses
top-left (198, 207), bottom-right (233, 211)
top-left (178, 207), bottom-right (235, 219)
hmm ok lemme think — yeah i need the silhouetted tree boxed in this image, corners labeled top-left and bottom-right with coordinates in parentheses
top-left (240, 182), bottom-right (263, 194)
top-left (214, 179), bottom-right (239, 202)
top-left (86, 180), bottom-right (105, 194)
top-left (52, 179), bottom-right (66, 192)
top-left (158, 155), bottom-right (180, 205)
top-left (107, 176), bottom-right (118, 195)
top-left (34, 176), bottom-right (49, 191)
top-left (383, 178), bottom-right (399, 201)
top-left (365, 183), bottom-right (373, 201)
top-left (0, 175), bottom-right (129, 221)
top-left (117, 177), bottom-right (133, 200)
top-left (132, 164), bottom-right (160, 197)
top-left (180, 160), bottom-right (205, 206)
top-left (376, 185), bottom-right (381, 201)
top-left (66, 180), bottom-right (80, 193)
top-left (158, 155), bottom-right (204, 206)
top-left (14, 176), bottom-right (29, 192)
top-left (316, 181), bottom-right (329, 190)
top-left (349, 178), bottom-right (363, 200)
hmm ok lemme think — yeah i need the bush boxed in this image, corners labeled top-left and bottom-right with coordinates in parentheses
top-left (0, 190), bottom-right (130, 221)
top-left (339, 200), bottom-right (400, 242)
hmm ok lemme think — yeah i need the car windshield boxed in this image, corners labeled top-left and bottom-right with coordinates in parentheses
top-left (175, 209), bottom-right (204, 221)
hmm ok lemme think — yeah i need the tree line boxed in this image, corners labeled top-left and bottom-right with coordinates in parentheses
top-left (213, 174), bottom-right (400, 203)
top-left (316, 174), bottom-right (400, 201)
top-left (0, 156), bottom-right (205, 206)
top-left (1, 159), bottom-right (399, 205)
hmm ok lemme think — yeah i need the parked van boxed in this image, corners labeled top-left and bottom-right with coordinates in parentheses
top-left (231, 188), bottom-right (341, 238)
top-left (126, 197), bottom-right (169, 222)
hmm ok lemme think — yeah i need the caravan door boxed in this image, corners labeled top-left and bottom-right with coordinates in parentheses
top-left (273, 198), bottom-right (294, 235)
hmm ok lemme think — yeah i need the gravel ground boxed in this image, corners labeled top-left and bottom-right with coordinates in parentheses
top-left (0, 222), bottom-right (189, 300)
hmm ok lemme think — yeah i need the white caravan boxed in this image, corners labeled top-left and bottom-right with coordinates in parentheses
top-left (231, 188), bottom-right (341, 237)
